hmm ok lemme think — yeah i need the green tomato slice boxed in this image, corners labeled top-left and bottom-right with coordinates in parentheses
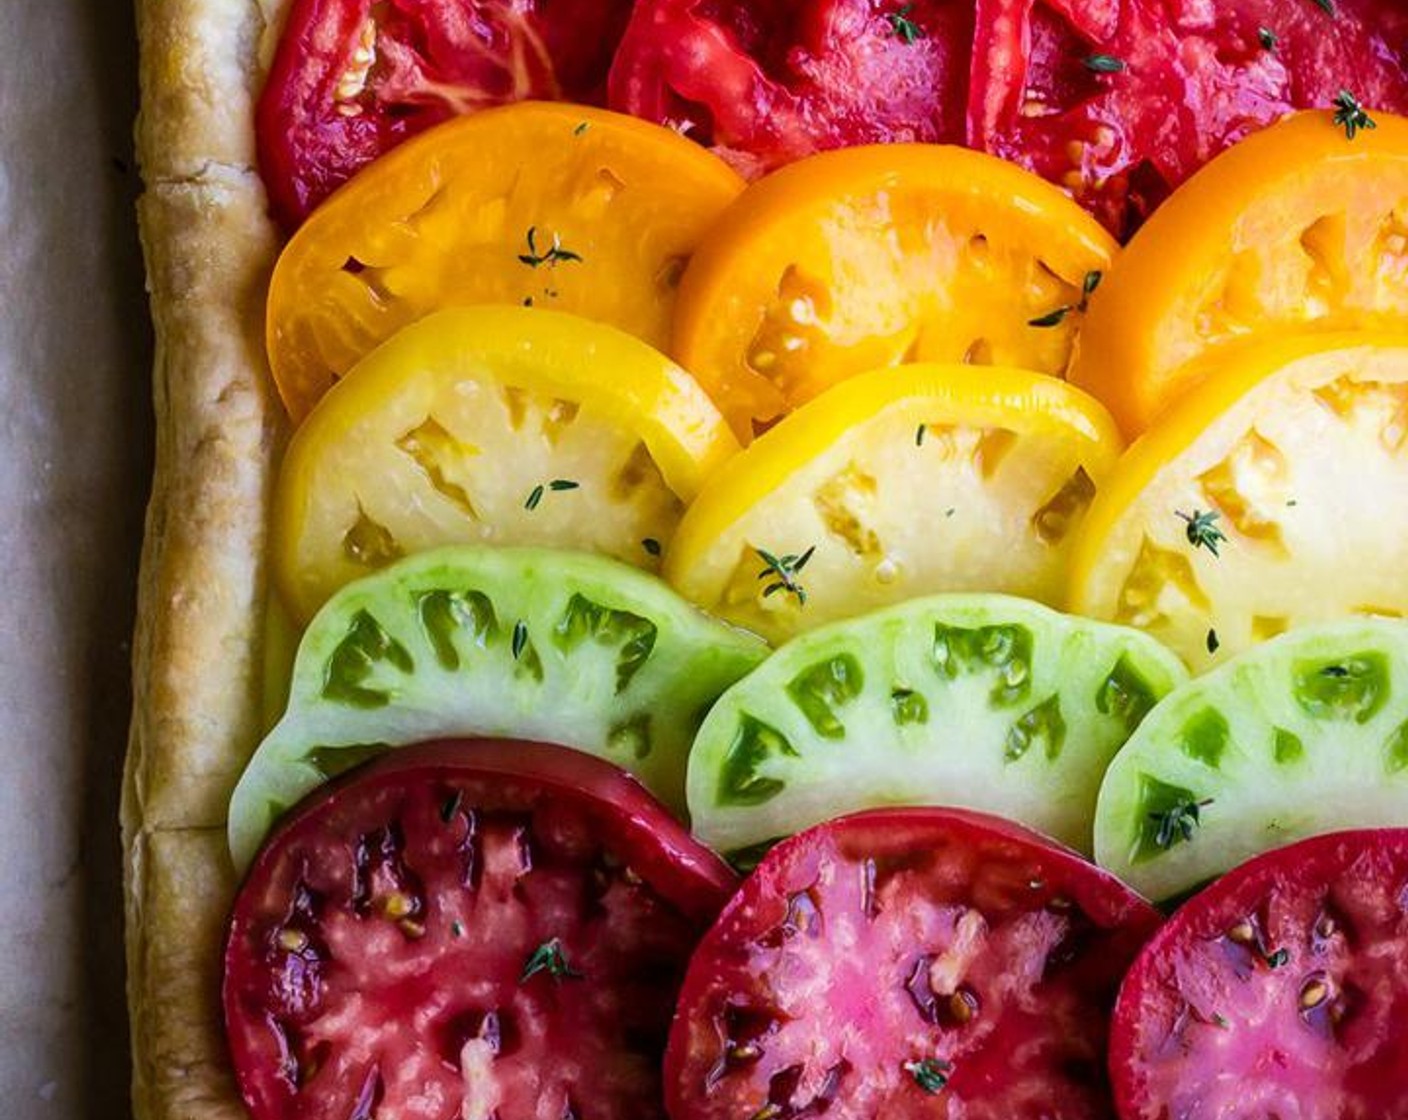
top-left (687, 593), bottom-right (1186, 857)
top-left (229, 546), bottom-right (767, 870)
top-left (1095, 618), bottom-right (1408, 901)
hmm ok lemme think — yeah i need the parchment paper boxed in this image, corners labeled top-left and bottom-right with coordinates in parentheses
top-left (0, 1), bottom-right (149, 1116)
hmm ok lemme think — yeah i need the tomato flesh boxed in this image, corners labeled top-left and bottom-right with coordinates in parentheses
top-left (607, 0), bottom-right (976, 178)
top-left (667, 808), bottom-right (1160, 1119)
top-left (970, 0), bottom-right (1408, 236)
top-left (1111, 829), bottom-right (1408, 1120)
top-left (258, 0), bottom-right (633, 229)
top-left (223, 740), bottom-right (735, 1120)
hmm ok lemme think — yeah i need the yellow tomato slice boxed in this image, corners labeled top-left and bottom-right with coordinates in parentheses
top-left (267, 102), bottom-right (744, 422)
top-left (663, 364), bottom-right (1122, 644)
top-left (671, 144), bottom-right (1117, 439)
top-left (1070, 332), bottom-right (1408, 671)
top-left (1072, 110), bottom-right (1408, 437)
top-left (273, 306), bottom-right (740, 622)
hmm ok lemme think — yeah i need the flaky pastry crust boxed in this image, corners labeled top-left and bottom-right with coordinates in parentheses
top-left (126, 1), bottom-right (290, 1116)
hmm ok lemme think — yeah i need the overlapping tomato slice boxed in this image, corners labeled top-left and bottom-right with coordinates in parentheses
top-left (1112, 830), bottom-right (1408, 1118)
top-left (224, 740), bottom-right (735, 1120)
top-left (668, 808), bottom-right (1160, 1118)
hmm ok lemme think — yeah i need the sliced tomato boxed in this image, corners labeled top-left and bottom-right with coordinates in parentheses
top-left (223, 740), bottom-right (735, 1120)
top-left (969, 0), bottom-right (1408, 236)
top-left (1070, 112), bottom-right (1408, 438)
top-left (258, 0), bottom-right (634, 229)
top-left (271, 307), bottom-right (739, 621)
top-left (664, 364), bottom-right (1123, 644)
top-left (606, 0), bottom-right (977, 178)
top-left (265, 102), bottom-right (743, 422)
top-left (1111, 829), bottom-right (1408, 1119)
top-left (670, 144), bottom-right (1116, 437)
top-left (1068, 333), bottom-right (1408, 672)
top-left (667, 808), bottom-right (1160, 1119)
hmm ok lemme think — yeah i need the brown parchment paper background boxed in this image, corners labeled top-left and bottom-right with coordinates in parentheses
top-left (0, 1), bottom-right (148, 1116)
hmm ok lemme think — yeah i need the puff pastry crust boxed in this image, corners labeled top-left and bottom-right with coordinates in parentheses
top-left (127, 1), bottom-right (289, 1115)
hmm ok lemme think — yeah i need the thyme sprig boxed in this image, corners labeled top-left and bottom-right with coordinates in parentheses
top-left (518, 226), bottom-right (583, 268)
top-left (1176, 509), bottom-right (1228, 557)
top-left (1332, 90), bottom-right (1376, 140)
top-left (755, 546), bottom-right (817, 606)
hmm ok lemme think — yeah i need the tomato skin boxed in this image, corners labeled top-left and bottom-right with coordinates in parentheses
top-left (607, 0), bottom-right (976, 178)
top-left (224, 739), bottom-right (735, 1120)
top-left (666, 807), bottom-right (1160, 1120)
top-left (258, 0), bottom-right (633, 229)
top-left (1111, 829), bottom-right (1408, 1120)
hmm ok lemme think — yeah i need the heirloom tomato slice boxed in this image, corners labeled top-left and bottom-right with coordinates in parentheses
top-left (266, 101), bottom-right (744, 422)
top-left (272, 306), bottom-right (739, 622)
top-left (1069, 333), bottom-right (1408, 671)
top-left (969, 0), bottom-right (1408, 238)
top-left (666, 808), bottom-right (1160, 1120)
top-left (606, 0), bottom-right (976, 179)
top-left (224, 740), bottom-right (735, 1120)
top-left (257, 0), bottom-right (634, 230)
top-left (687, 593), bottom-right (1185, 859)
top-left (1071, 110), bottom-right (1408, 437)
top-left (1094, 619), bottom-right (1408, 903)
top-left (1111, 830), bottom-right (1408, 1119)
top-left (231, 546), bottom-right (766, 868)
top-left (671, 143), bottom-right (1116, 437)
top-left (664, 364), bottom-right (1122, 644)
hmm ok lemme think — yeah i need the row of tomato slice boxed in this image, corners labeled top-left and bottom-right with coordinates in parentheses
top-left (227, 731), bottom-right (1408, 1120)
top-left (261, 0), bottom-right (1408, 237)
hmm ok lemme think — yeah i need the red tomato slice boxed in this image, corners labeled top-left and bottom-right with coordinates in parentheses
top-left (257, 0), bottom-right (633, 229)
top-left (606, 0), bottom-right (976, 178)
top-left (223, 740), bottom-right (735, 1120)
top-left (969, 0), bottom-right (1408, 237)
top-left (1111, 830), bottom-right (1408, 1120)
top-left (666, 808), bottom-right (1160, 1119)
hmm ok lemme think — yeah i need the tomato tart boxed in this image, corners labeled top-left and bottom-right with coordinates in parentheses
top-left (127, 2), bottom-right (1408, 1118)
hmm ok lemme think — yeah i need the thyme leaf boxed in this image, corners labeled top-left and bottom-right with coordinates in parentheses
top-left (1332, 89), bottom-right (1376, 140)
top-left (520, 938), bottom-right (583, 983)
top-left (755, 546), bottom-right (817, 606)
top-left (1176, 509), bottom-right (1228, 557)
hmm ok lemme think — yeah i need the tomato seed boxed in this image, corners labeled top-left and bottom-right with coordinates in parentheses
top-left (1228, 920), bottom-right (1255, 945)
top-left (949, 989), bottom-right (980, 1024)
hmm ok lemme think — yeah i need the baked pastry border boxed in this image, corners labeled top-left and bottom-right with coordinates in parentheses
top-left (126, 1), bottom-right (288, 1115)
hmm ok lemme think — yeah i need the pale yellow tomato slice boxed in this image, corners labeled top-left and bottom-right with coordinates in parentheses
top-left (267, 101), bottom-right (745, 422)
top-left (1070, 333), bottom-right (1408, 671)
top-left (273, 306), bottom-right (740, 622)
top-left (1072, 109), bottom-right (1408, 437)
top-left (671, 143), bottom-right (1117, 439)
top-left (663, 364), bottom-right (1122, 644)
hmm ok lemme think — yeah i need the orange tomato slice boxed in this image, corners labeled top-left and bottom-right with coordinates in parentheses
top-left (671, 144), bottom-right (1117, 439)
top-left (266, 102), bottom-right (744, 422)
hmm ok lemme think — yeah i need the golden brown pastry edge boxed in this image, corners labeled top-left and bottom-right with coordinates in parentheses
top-left (126, 0), bottom-right (289, 1116)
